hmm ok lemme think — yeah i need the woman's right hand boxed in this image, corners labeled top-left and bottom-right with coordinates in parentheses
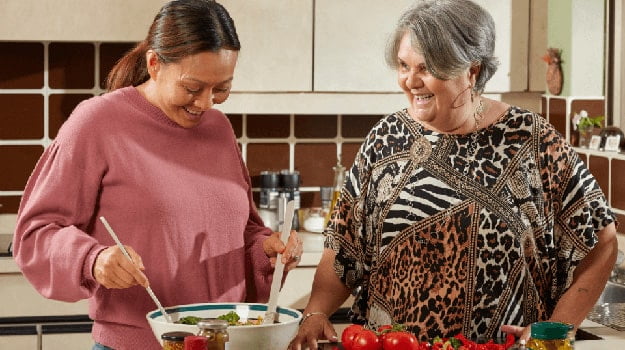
top-left (288, 312), bottom-right (339, 350)
top-left (93, 245), bottom-right (149, 289)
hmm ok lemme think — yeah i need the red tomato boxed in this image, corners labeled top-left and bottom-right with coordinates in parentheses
top-left (352, 329), bottom-right (382, 350)
top-left (382, 331), bottom-right (420, 350)
top-left (342, 324), bottom-right (365, 350)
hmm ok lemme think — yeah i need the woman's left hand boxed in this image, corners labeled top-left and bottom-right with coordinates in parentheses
top-left (263, 230), bottom-right (303, 271)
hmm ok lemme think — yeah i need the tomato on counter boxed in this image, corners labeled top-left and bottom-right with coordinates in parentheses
top-left (339, 324), bottom-right (518, 350)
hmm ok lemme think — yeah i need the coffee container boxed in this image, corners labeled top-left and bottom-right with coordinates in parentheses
top-left (258, 171), bottom-right (280, 231)
top-left (279, 170), bottom-right (300, 231)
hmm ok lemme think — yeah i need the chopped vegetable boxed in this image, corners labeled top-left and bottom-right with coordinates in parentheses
top-left (177, 316), bottom-right (202, 325)
top-left (217, 311), bottom-right (241, 325)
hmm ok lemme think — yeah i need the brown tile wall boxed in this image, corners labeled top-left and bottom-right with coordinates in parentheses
top-left (0, 41), bottom-right (383, 213)
top-left (2, 41), bottom-right (623, 233)
top-left (543, 96), bottom-right (625, 233)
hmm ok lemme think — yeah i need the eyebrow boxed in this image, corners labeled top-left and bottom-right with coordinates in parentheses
top-left (182, 77), bottom-right (234, 85)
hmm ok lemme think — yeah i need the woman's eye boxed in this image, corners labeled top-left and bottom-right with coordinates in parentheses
top-left (214, 87), bottom-right (230, 93)
top-left (185, 86), bottom-right (200, 93)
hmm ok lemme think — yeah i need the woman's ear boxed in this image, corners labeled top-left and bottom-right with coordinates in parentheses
top-left (145, 50), bottom-right (160, 80)
top-left (469, 63), bottom-right (481, 85)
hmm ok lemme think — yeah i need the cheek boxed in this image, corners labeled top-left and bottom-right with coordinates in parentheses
top-left (213, 92), bottom-right (231, 105)
top-left (397, 73), bottom-right (408, 90)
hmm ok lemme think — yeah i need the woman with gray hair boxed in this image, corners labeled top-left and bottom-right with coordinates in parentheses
top-left (289, 0), bottom-right (617, 348)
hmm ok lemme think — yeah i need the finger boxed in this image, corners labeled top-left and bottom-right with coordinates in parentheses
top-left (126, 246), bottom-right (145, 270)
top-left (500, 324), bottom-right (525, 337)
top-left (282, 231), bottom-right (303, 263)
top-left (115, 247), bottom-right (149, 288)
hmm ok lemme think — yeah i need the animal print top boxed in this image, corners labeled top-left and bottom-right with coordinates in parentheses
top-left (324, 107), bottom-right (616, 341)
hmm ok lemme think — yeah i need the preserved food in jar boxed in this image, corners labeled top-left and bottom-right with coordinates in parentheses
top-left (196, 318), bottom-right (229, 350)
top-left (161, 331), bottom-right (193, 350)
top-left (526, 321), bottom-right (574, 350)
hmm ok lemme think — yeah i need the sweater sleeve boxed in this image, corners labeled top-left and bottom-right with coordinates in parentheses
top-left (233, 143), bottom-right (274, 303)
top-left (13, 104), bottom-right (107, 302)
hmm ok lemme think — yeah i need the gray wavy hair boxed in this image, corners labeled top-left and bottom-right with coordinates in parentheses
top-left (385, 0), bottom-right (499, 93)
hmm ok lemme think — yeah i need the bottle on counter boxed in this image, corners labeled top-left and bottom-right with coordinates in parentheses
top-left (526, 321), bottom-right (574, 350)
top-left (324, 156), bottom-right (346, 226)
top-left (279, 170), bottom-right (301, 231)
top-left (161, 331), bottom-right (194, 350)
top-left (258, 170), bottom-right (280, 231)
top-left (196, 318), bottom-right (229, 350)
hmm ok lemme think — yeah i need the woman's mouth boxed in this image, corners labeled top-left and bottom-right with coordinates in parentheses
top-left (412, 93), bottom-right (434, 105)
top-left (183, 107), bottom-right (204, 122)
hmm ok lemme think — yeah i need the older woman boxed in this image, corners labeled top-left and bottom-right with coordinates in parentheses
top-left (289, 0), bottom-right (617, 348)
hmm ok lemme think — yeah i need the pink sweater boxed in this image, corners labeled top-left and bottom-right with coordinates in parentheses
top-left (13, 87), bottom-right (274, 349)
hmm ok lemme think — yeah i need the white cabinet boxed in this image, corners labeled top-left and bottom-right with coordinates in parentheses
top-left (221, 0), bottom-right (313, 92)
top-left (44, 333), bottom-right (94, 350)
top-left (314, 0), bottom-right (413, 92)
top-left (0, 335), bottom-right (38, 349)
top-left (0, 262), bottom-right (88, 317)
top-left (314, 0), bottom-right (539, 94)
top-left (0, 0), bottom-right (168, 41)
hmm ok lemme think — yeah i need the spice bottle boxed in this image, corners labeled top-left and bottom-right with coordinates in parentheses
top-left (196, 319), bottom-right (229, 350)
top-left (161, 331), bottom-right (193, 350)
top-left (324, 157), bottom-right (345, 226)
top-left (526, 321), bottom-right (574, 350)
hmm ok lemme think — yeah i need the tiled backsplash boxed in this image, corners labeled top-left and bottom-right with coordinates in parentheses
top-left (2, 42), bottom-right (624, 234)
top-left (0, 41), bottom-right (383, 213)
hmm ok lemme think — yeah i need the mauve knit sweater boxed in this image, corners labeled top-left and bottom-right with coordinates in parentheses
top-left (13, 87), bottom-right (274, 349)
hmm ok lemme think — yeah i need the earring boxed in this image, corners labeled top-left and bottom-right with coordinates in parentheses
top-left (469, 84), bottom-right (474, 103)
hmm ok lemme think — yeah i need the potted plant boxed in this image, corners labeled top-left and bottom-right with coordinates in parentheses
top-left (572, 110), bottom-right (604, 147)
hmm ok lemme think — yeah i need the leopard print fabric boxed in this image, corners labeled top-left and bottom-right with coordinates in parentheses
top-left (324, 107), bottom-right (616, 341)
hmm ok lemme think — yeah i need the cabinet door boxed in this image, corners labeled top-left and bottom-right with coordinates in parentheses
top-left (221, 0), bottom-right (313, 92)
top-left (0, 274), bottom-right (88, 317)
top-left (0, 335), bottom-right (37, 349)
top-left (314, 0), bottom-right (413, 92)
top-left (44, 333), bottom-right (94, 350)
top-left (0, 0), bottom-right (167, 41)
top-left (314, 0), bottom-right (530, 93)
top-left (476, 0), bottom-right (530, 93)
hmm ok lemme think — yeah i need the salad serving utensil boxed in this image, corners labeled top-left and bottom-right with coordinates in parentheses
top-left (263, 200), bottom-right (295, 324)
top-left (99, 216), bottom-right (173, 323)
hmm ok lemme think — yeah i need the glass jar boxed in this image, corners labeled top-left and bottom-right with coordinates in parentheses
top-left (161, 331), bottom-right (193, 350)
top-left (196, 318), bottom-right (229, 350)
top-left (526, 321), bottom-right (574, 350)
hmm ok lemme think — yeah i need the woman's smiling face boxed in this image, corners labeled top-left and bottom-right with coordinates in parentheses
top-left (146, 49), bottom-right (238, 128)
top-left (396, 32), bottom-right (477, 133)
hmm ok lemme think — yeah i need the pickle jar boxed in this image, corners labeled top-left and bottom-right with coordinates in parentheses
top-left (161, 331), bottom-right (194, 350)
top-left (526, 321), bottom-right (574, 350)
top-left (196, 319), bottom-right (229, 350)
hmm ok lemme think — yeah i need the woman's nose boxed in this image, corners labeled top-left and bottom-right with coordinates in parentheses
top-left (405, 71), bottom-right (423, 89)
top-left (194, 91), bottom-right (214, 110)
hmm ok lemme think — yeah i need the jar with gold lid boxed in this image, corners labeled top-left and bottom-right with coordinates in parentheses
top-left (526, 321), bottom-right (574, 350)
top-left (196, 319), bottom-right (229, 350)
top-left (161, 331), bottom-right (193, 350)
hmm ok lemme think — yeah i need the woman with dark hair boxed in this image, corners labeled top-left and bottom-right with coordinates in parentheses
top-left (12, 1), bottom-right (302, 349)
top-left (289, 0), bottom-right (617, 349)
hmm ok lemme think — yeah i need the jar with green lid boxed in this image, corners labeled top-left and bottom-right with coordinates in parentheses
top-left (161, 331), bottom-right (194, 350)
top-left (196, 318), bottom-right (229, 350)
top-left (526, 321), bottom-right (574, 350)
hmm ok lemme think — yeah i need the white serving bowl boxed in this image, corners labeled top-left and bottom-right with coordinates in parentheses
top-left (146, 302), bottom-right (302, 349)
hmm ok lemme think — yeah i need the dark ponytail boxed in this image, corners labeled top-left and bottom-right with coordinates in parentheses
top-left (105, 0), bottom-right (240, 92)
